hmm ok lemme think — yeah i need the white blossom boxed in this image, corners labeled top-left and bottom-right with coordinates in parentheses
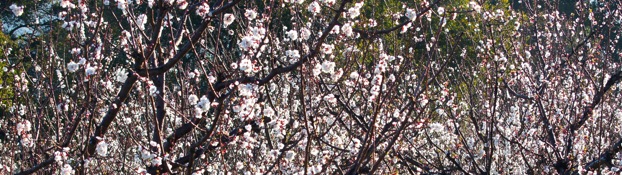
top-left (308, 1), bottom-right (321, 14)
top-left (117, 0), bottom-right (128, 11)
top-left (60, 0), bottom-right (76, 9)
top-left (264, 107), bottom-right (275, 117)
top-left (238, 36), bottom-right (255, 51)
top-left (149, 85), bottom-right (158, 96)
top-left (342, 23), bottom-right (353, 36)
top-left (85, 64), bottom-right (97, 76)
top-left (136, 14), bottom-right (148, 30)
top-left (239, 59), bottom-right (253, 73)
top-left (244, 9), bottom-right (257, 20)
top-left (96, 140), bottom-right (109, 156)
top-left (223, 13), bottom-right (235, 27)
top-left (348, 2), bottom-right (364, 19)
top-left (286, 30), bottom-right (298, 41)
top-left (300, 28), bottom-right (311, 40)
top-left (196, 96), bottom-right (211, 114)
top-left (469, 1), bottom-right (482, 13)
top-left (188, 94), bottom-right (199, 105)
top-left (285, 151), bottom-right (296, 161)
top-left (286, 50), bottom-right (301, 60)
top-left (350, 71), bottom-right (359, 79)
top-left (321, 0), bottom-right (335, 6)
top-left (196, 2), bottom-right (210, 17)
top-left (437, 7), bottom-right (445, 15)
top-left (323, 94), bottom-right (337, 104)
top-left (114, 68), bottom-right (128, 82)
top-left (321, 61), bottom-right (336, 74)
top-left (152, 157), bottom-right (162, 166)
top-left (10, 4), bottom-right (24, 17)
top-left (67, 61), bottom-right (79, 73)
top-left (177, 0), bottom-right (188, 9)
top-left (405, 8), bottom-right (417, 20)
top-left (313, 63), bottom-right (322, 77)
top-left (16, 120), bottom-right (31, 134)
top-left (321, 44), bottom-right (334, 55)
top-left (60, 164), bottom-right (74, 175)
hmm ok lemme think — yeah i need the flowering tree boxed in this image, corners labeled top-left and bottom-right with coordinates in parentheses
top-left (1, 0), bottom-right (622, 174)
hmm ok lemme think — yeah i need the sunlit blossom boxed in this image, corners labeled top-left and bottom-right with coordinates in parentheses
top-left (114, 68), bottom-right (128, 82)
top-left (239, 59), bottom-right (253, 73)
top-left (67, 61), bottom-right (79, 73)
top-left (300, 27), bottom-right (311, 40)
top-left (96, 139), bottom-right (109, 156)
top-left (286, 30), bottom-right (298, 40)
top-left (177, 0), bottom-right (188, 9)
top-left (321, 61), bottom-right (336, 74)
top-left (10, 4), bottom-right (24, 17)
top-left (196, 2), bottom-right (210, 17)
top-left (244, 9), bottom-right (257, 20)
top-left (223, 13), bottom-right (235, 27)
top-left (308, 1), bottom-right (321, 14)
top-left (136, 14), bottom-right (148, 30)
top-left (85, 64), bottom-right (97, 76)
top-left (60, 164), bottom-right (74, 175)
top-left (405, 8), bottom-right (417, 20)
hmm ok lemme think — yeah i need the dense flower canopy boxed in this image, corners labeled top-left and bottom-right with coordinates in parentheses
top-left (0, 0), bottom-right (622, 174)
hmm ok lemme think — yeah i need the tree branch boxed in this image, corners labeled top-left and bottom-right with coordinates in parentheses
top-left (571, 70), bottom-right (622, 131)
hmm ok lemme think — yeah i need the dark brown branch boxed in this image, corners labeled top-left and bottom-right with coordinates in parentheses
top-left (15, 73), bottom-right (137, 175)
top-left (571, 70), bottom-right (622, 131)
top-left (167, 119), bottom-right (262, 171)
top-left (85, 74), bottom-right (139, 157)
top-left (14, 159), bottom-right (54, 175)
top-left (7, 19), bottom-right (60, 37)
top-left (555, 70), bottom-right (622, 174)
top-left (136, 0), bottom-right (243, 76)
top-left (503, 79), bottom-right (534, 101)
top-left (444, 151), bottom-right (471, 174)
top-left (582, 138), bottom-right (622, 171)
